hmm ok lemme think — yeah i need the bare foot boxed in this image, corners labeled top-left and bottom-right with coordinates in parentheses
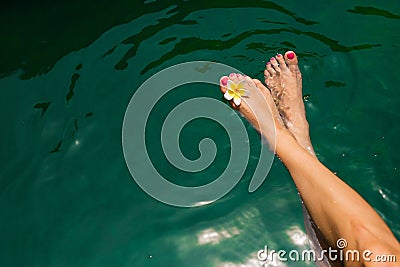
top-left (219, 73), bottom-right (286, 150)
top-left (264, 51), bottom-right (342, 265)
top-left (264, 51), bottom-right (315, 155)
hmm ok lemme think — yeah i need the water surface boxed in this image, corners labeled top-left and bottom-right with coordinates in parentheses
top-left (1, 1), bottom-right (399, 266)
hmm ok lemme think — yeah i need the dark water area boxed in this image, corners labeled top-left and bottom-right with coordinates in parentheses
top-left (1, 1), bottom-right (399, 266)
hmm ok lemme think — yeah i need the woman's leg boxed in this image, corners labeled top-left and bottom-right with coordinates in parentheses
top-left (220, 59), bottom-right (400, 265)
top-left (263, 51), bottom-right (399, 265)
top-left (265, 51), bottom-right (334, 266)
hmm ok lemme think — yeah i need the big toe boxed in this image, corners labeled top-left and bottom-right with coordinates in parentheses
top-left (284, 51), bottom-right (299, 71)
top-left (219, 76), bottom-right (229, 94)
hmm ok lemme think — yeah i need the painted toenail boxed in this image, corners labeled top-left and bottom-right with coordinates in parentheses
top-left (221, 77), bottom-right (228, 86)
top-left (287, 52), bottom-right (295, 59)
top-left (266, 62), bottom-right (271, 66)
top-left (277, 54), bottom-right (282, 57)
top-left (229, 73), bottom-right (236, 78)
top-left (270, 57), bottom-right (275, 61)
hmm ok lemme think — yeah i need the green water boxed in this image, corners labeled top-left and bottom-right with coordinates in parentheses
top-left (1, 1), bottom-right (399, 266)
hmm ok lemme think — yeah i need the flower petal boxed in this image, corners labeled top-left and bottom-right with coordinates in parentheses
top-left (237, 88), bottom-right (248, 97)
top-left (233, 95), bottom-right (242, 106)
top-left (227, 79), bottom-right (236, 90)
top-left (224, 91), bottom-right (234, 101)
top-left (236, 80), bottom-right (246, 89)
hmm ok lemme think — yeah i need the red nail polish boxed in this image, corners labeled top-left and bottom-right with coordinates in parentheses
top-left (277, 54), bottom-right (282, 57)
top-left (266, 62), bottom-right (271, 66)
top-left (221, 77), bottom-right (228, 86)
top-left (287, 52), bottom-right (295, 59)
top-left (270, 57), bottom-right (275, 61)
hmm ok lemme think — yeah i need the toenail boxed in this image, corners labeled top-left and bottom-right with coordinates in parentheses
top-left (287, 52), bottom-right (295, 59)
top-left (266, 62), bottom-right (271, 66)
top-left (221, 77), bottom-right (228, 86)
top-left (229, 73), bottom-right (236, 78)
top-left (236, 73), bottom-right (242, 78)
top-left (276, 54), bottom-right (282, 57)
top-left (270, 57), bottom-right (275, 61)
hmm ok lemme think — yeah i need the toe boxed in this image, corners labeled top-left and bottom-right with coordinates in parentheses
top-left (220, 75), bottom-right (239, 110)
top-left (266, 62), bottom-right (276, 76)
top-left (270, 57), bottom-right (281, 73)
top-left (276, 53), bottom-right (288, 71)
top-left (264, 69), bottom-right (271, 82)
top-left (236, 73), bottom-right (248, 85)
top-left (220, 76), bottom-right (229, 94)
top-left (229, 72), bottom-right (240, 83)
top-left (284, 51), bottom-right (299, 72)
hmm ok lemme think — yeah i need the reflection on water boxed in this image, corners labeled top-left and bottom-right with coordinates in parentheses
top-left (1, 1), bottom-right (399, 266)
